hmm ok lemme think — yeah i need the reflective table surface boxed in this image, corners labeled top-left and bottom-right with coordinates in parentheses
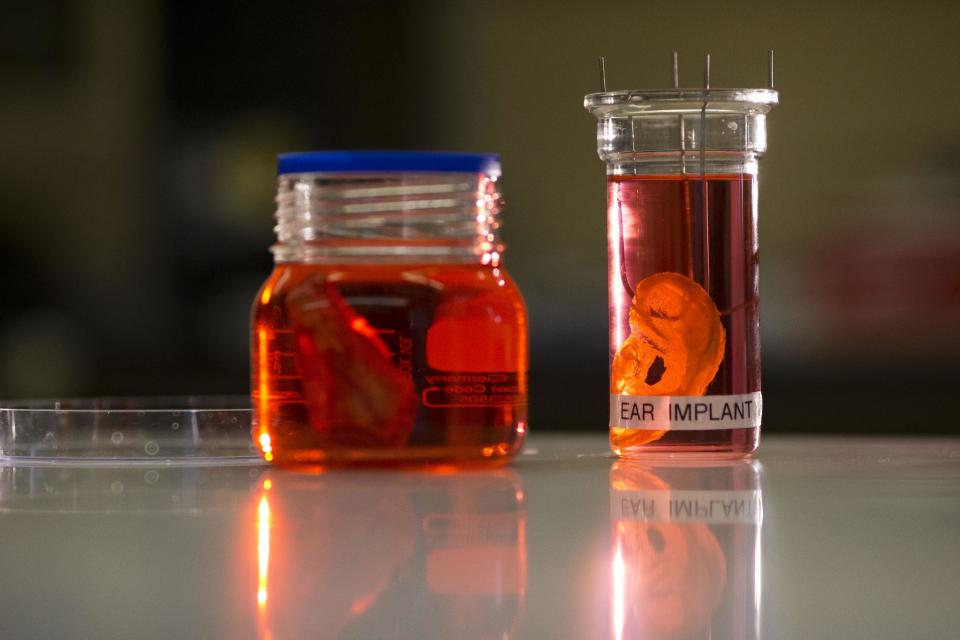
top-left (1, 435), bottom-right (957, 639)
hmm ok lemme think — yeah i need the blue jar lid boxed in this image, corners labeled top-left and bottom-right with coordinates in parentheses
top-left (277, 150), bottom-right (501, 176)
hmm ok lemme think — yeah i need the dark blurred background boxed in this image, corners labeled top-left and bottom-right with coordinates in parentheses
top-left (1, 1), bottom-right (958, 434)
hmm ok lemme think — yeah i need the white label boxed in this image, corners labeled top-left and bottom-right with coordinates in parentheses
top-left (610, 392), bottom-right (762, 431)
top-left (612, 489), bottom-right (763, 524)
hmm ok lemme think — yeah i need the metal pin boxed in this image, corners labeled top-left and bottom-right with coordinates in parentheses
top-left (700, 52), bottom-right (711, 293)
top-left (598, 56), bottom-right (607, 92)
top-left (767, 49), bottom-right (774, 89)
top-left (699, 52), bottom-right (710, 175)
top-left (675, 51), bottom-right (685, 171)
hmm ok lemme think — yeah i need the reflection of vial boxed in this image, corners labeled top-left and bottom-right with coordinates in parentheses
top-left (586, 75), bottom-right (777, 457)
top-left (249, 469), bottom-right (526, 639)
top-left (251, 152), bottom-right (528, 465)
top-left (609, 460), bottom-right (762, 640)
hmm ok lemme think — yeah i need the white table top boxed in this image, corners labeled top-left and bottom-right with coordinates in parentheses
top-left (1, 435), bottom-right (957, 639)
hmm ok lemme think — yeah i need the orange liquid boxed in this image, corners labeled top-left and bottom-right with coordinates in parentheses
top-left (252, 263), bottom-right (528, 465)
top-left (608, 174), bottom-right (760, 457)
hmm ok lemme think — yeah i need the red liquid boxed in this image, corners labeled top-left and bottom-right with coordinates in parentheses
top-left (252, 263), bottom-right (528, 465)
top-left (608, 174), bottom-right (760, 457)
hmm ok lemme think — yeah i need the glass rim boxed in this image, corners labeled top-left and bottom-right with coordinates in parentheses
top-left (0, 396), bottom-right (250, 414)
top-left (585, 88), bottom-right (779, 114)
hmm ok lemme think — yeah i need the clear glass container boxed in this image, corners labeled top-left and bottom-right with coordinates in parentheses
top-left (251, 151), bottom-right (528, 466)
top-left (0, 396), bottom-right (258, 464)
top-left (585, 89), bottom-right (778, 458)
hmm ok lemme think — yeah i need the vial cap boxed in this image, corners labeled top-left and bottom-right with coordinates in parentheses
top-left (278, 151), bottom-right (501, 176)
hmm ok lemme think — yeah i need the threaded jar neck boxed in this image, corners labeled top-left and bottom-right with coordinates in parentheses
top-left (272, 171), bottom-right (505, 265)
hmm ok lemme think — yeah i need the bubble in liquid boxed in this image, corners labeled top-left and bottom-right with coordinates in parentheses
top-left (171, 422), bottom-right (180, 430)
top-left (144, 441), bottom-right (160, 456)
top-left (110, 481), bottom-right (124, 495)
top-left (110, 431), bottom-right (124, 445)
top-left (144, 470), bottom-right (160, 484)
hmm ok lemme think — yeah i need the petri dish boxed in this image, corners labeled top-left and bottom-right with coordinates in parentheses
top-left (0, 396), bottom-right (261, 466)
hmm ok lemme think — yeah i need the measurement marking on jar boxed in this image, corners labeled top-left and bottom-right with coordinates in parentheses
top-left (421, 373), bottom-right (527, 408)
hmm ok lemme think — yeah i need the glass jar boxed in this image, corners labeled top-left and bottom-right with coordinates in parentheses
top-left (251, 151), bottom-right (528, 465)
top-left (586, 88), bottom-right (778, 457)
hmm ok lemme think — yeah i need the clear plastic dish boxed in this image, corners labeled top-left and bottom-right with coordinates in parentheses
top-left (0, 397), bottom-right (261, 465)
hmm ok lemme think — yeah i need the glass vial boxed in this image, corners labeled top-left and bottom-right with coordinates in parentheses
top-left (251, 151), bottom-right (528, 465)
top-left (586, 88), bottom-right (777, 457)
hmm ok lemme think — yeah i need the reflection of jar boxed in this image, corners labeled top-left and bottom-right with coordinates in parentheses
top-left (609, 460), bottom-right (762, 640)
top-left (251, 152), bottom-right (528, 465)
top-left (246, 468), bottom-right (526, 639)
